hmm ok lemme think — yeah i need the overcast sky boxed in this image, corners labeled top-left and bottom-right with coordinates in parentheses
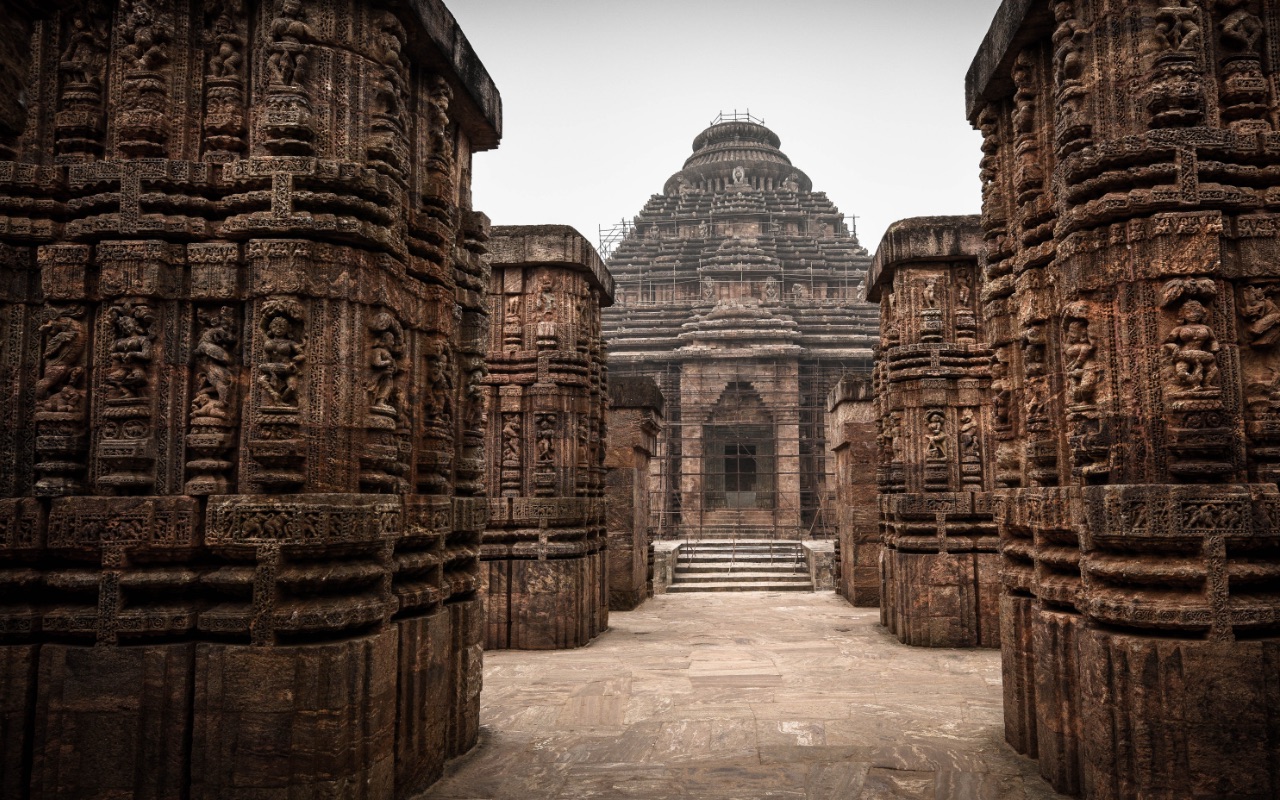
top-left (446, 0), bottom-right (1005, 255)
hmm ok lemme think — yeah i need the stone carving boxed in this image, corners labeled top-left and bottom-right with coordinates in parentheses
top-left (191, 306), bottom-right (238, 421)
top-left (484, 227), bottom-right (612, 649)
top-left (427, 75), bottom-right (453, 163)
top-left (1241, 284), bottom-right (1280, 347)
top-left (868, 217), bottom-right (998, 648)
top-left (267, 0), bottom-right (312, 87)
top-left (0, 2), bottom-right (503, 795)
top-left (425, 343), bottom-right (455, 427)
top-left (1161, 279), bottom-right (1221, 392)
top-left (367, 11), bottom-right (408, 176)
top-left (960, 409), bottom-right (981, 461)
top-left (969, 3), bottom-right (1280, 794)
top-left (36, 307), bottom-right (87, 413)
top-left (536, 413), bottom-right (555, 463)
top-left (1155, 0), bottom-right (1203, 53)
top-left (260, 0), bottom-right (316, 155)
top-left (56, 4), bottom-right (110, 160)
top-left (203, 0), bottom-right (247, 158)
top-left (366, 311), bottom-right (405, 418)
top-left (257, 299), bottom-right (305, 408)
top-left (925, 410), bottom-right (948, 461)
top-left (1062, 303), bottom-right (1100, 406)
top-left (117, 0), bottom-right (174, 157)
top-left (104, 300), bottom-right (155, 400)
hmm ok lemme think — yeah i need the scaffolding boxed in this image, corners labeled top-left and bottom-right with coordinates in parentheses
top-left (710, 109), bottom-right (766, 126)
top-left (597, 219), bottom-right (634, 261)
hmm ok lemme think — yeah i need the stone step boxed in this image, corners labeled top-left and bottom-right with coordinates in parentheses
top-left (672, 572), bottom-right (810, 583)
top-left (686, 547), bottom-right (803, 555)
top-left (666, 581), bottom-right (814, 593)
top-left (680, 555), bottom-right (798, 560)
top-left (676, 562), bottom-right (807, 571)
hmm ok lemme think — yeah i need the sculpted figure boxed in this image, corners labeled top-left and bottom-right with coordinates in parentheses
top-left (191, 307), bottom-right (237, 419)
top-left (925, 411), bottom-right (948, 462)
top-left (1052, 1), bottom-right (1087, 85)
top-left (1217, 0), bottom-right (1262, 54)
top-left (959, 409), bottom-right (981, 462)
top-left (991, 355), bottom-right (1011, 426)
top-left (505, 296), bottom-right (521, 326)
top-left (60, 12), bottom-right (108, 86)
top-left (922, 276), bottom-right (940, 309)
top-left (105, 303), bottom-right (155, 399)
top-left (536, 274), bottom-right (556, 318)
top-left (502, 415), bottom-right (520, 463)
top-left (1063, 314), bottom-right (1100, 405)
top-left (121, 0), bottom-right (171, 72)
top-left (1164, 299), bottom-right (1221, 390)
top-left (425, 344), bottom-right (454, 426)
top-left (1242, 285), bottom-right (1280, 347)
top-left (366, 313), bottom-right (404, 414)
top-left (1155, 1), bottom-right (1202, 53)
top-left (427, 76), bottom-right (453, 158)
top-left (258, 308), bottom-right (305, 406)
top-left (207, 4), bottom-right (246, 79)
top-left (371, 12), bottom-right (407, 117)
top-left (36, 308), bottom-right (86, 410)
top-left (267, 0), bottom-right (314, 87)
top-left (537, 415), bottom-right (555, 462)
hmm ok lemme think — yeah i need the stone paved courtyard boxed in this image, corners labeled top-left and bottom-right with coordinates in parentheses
top-left (420, 592), bottom-right (1061, 800)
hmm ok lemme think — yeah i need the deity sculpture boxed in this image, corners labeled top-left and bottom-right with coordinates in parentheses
top-left (1164, 299), bottom-right (1221, 390)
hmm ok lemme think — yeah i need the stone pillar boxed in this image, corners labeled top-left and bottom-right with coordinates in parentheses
top-left (969, 2), bottom-right (1280, 796)
top-left (0, 2), bottom-right (502, 797)
top-left (604, 377), bottom-right (663, 611)
top-left (826, 375), bottom-right (880, 606)
top-left (483, 225), bottom-right (614, 650)
top-left (868, 217), bottom-right (1000, 649)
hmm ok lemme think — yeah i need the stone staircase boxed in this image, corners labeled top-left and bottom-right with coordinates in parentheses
top-left (667, 539), bottom-right (812, 593)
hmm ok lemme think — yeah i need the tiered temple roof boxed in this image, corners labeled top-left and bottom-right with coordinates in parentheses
top-left (603, 118), bottom-right (879, 364)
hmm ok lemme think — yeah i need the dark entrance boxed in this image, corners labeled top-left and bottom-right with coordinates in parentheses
top-left (704, 423), bottom-right (775, 510)
top-left (724, 443), bottom-right (758, 508)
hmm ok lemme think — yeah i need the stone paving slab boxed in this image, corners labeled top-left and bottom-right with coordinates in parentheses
top-left (417, 592), bottom-right (1063, 800)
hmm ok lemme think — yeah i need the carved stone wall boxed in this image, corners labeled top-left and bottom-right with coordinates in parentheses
top-left (483, 225), bottom-right (614, 650)
top-left (0, 1), bottom-right (501, 797)
top-left (826, 374), bottom-right (880, 606)
top-left (868, 217), bottom-right (1000, 649)
top-left (604, 376), bottom-right (663, 611)
top-left (969, 2), bottom-right (1280, 796)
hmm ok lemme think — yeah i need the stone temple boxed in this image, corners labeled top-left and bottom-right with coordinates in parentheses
top-left (603, 114), bottom-right (879, 542)
top-left (2, 1), bottom-right (1279, 798)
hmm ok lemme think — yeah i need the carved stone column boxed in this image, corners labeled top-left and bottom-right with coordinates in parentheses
top-left (826, 375), bottom-right (880, 606)
top-left (0, 1), bottom-right (504, 797)
top-left (969, 1), bottom-right (1280, 796)
top-left (482, 225), bottom-right (614, 650)
top-left (868, 217), bottom-right (999, 649)
top-left (604, 376), bottom-right (663, 611)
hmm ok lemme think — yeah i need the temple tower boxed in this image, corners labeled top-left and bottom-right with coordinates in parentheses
top-left (603, 113), bottom-right (879, 541)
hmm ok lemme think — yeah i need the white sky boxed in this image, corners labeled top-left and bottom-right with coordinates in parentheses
top-left (446, 0), bottom-right (1005, 254)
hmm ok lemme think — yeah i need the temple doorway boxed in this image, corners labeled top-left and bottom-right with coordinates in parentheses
top-left (704, 423), bottom-right (775, 511)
